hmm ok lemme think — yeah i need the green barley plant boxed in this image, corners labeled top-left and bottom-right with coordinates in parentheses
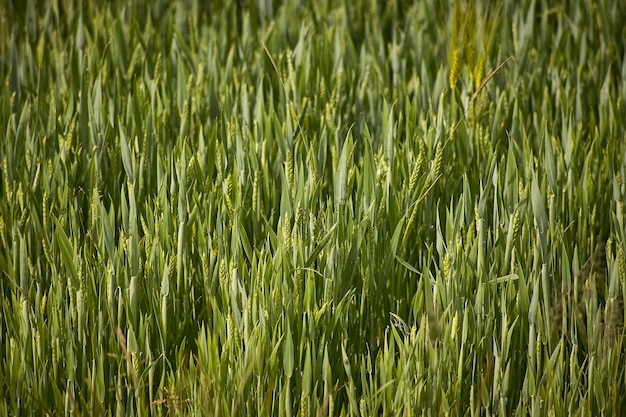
top-left (1, 0), bottom-right (625, 415)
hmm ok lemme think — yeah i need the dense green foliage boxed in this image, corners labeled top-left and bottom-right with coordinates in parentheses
top-left (1, 0), bottom-right (625, 415)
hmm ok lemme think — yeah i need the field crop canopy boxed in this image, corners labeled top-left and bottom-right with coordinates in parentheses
top-left (1, 0), bottom-right (625, 415)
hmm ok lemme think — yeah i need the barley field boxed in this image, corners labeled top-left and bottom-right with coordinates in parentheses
top-left (1, 0), bottom-right (625, 415)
